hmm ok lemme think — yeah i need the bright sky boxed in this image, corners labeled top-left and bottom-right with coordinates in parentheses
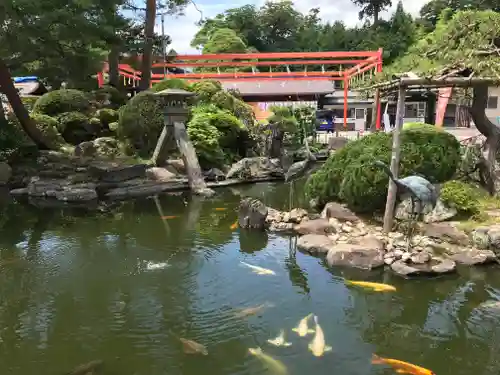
top-left (155, 0), bottom-right (430, 54)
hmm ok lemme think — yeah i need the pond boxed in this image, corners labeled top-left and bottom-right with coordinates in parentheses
top-left (0, 181), bottom-right (500, 375)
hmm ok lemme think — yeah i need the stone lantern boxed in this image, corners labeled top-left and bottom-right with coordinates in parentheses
top-left (151, 88), bottom-right (214, 197)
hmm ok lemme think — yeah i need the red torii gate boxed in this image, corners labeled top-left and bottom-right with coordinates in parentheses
top-left (97, 49), bottom-right (383, 129)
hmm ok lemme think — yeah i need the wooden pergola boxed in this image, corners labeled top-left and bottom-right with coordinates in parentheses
top-left (361, 75), bottom-right (500, 232)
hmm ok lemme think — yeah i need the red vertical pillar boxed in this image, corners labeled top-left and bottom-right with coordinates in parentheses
top-left (375, 48), bottom-right (383, 130)
top-left (97, 72), bottom-right (104, 88)
top-left (343, 74), bottom-right (349, 129)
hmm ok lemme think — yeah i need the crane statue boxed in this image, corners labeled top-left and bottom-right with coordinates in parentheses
top-left (373, 160), bottom-right (438, 248)
top-left (284, 138), bottom-right (317, 211)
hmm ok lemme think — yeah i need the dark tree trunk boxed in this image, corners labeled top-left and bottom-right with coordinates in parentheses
top-left (468, 84), bottom-right (499, 195)
top-left (140, 0), bottom-right (156, 90)
top-left (0, 58), bottom-right (51, 149)
top-left (108, 47), bottom-right (120, 88)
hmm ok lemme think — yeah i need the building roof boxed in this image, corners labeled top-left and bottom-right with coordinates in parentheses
top-left (14, 81), bottom-right (48, 96)
top-left (221, 80), bottom-right (335, 96)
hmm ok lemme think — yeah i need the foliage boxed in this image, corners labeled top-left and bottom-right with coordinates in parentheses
top-left (268, 106), bottom-right (298, 133)
top-left (151, 78), bottom-right (192, 92)
top-left (210, 90), bottom-right (255, 126)
top-left (21, 97), bottom-right (39, 112)
top-left (202, 28), bottom-right (248, 54)
top-left (351, 0), bottom-right (392, 24)
top-left (117, 91), bottom-right (164, 156)
top-left (292, 106), bottom-right (316, 144)
top-left (56, 112), bottom-right (95, 144)
top-left (402, 122), bottom-right (442, 131)
top-left (92, 86), bottom-right (127, 108)
top-left (97, 108), bottom-right (119, 127)
top-left (377, 10), bottom-right (500, 81)
top-left (440, 180), bottom-right (481, 215)
top-left (305, 128), bottom-right (461, 213)
top-left (33, 89), bottom-right (91, 116)
top-left (190, 80), bottom-right (223, 102)
top-left (187, 112), bottom-right (225, 169)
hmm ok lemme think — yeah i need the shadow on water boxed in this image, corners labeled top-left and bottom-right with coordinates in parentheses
top-left (1, 181), bottom-right (500, 375)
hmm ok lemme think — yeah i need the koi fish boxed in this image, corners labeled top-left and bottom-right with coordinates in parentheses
top-left (308, 315), bottom-right (332, 357)
top-left (267, 329), bottom-right (292, 347)
top-left (292, 313), bottom-right (315, 337)
top-left (215, 207), bottom-right (227, 211)
top-left (234, 302), bottom-right (274, 318)
top-left (230, 221), bottom-right (238, 230)
top-left (372, 354), bottom-right (435, 375)
top-left (180, 338), bottom-right (208, 355)
top-left (161, 215), bottom-right (178, 220)
top-left (478, 300), bottom-right (500, 310)
top-left (345, 280), bottom-right (397, 292)
top-left (240, 261), bottom-right (276, 275)
top-left (66, 360), bottom-right (103, 375)
top-left (248, 347), bottom-right (288, 375)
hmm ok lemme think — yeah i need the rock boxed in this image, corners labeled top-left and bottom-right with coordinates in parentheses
top-left (74, 141), bottom-right (97, 157)
top-left (269, 222), bottom-right (295, 233)
top-left (238, 198), bottom-right (268, 230)
top-left (265, 208), bottom-right (283, 224)
top-left (395, 197), bottom-right (457, 223)
top-left (471, 227), bottom-right (491, 249)
top-left (293, 218), bottom-right (336, 235)
top-left (54, 185), bottom-right (98, 202)
top-left (193, 187), bottom-right (216, 197)
top-left (488, 226), bottom-right (500, 250)
top-left (410, 252), bottom-right (431, 264)
top-left (165, 159), bottom-right (186, 174)
top-left (89, 162), bottom-right (148, 183)
top-left (226, 157), bottom-right (284, 180)
top-left (27, 177), bottom-right (68, 197)
top-left (93, 137), bottom-right (119, 157)
top-left (421, 223), bottom-right (469, 245)
top-left (309, 198), bottom-right (320, 209)
top-left (146, 167), bottom-right (177, 182)
top-left (325, 236), bottom-right (385, 270)
top-left (320, 202), bottom-right (359, 222)
top-left (450, 249), bottom-right (498, 266)
top-left (289, 208), bottom-right (308, 223)
top-left (0, 162), bottom-right (12, 185)
top-left (391, 257), bottom-right (456, 277)
top-left (401, 252), bottom-right (411, 262)
top-left (204, 168), bottom-right (226, 182)
top-left (384, 257), bottom-right (396, 265)
top-left (297, 234), bottom-right (335, 255)
top-left (327, 137), bottom-right (349, 151)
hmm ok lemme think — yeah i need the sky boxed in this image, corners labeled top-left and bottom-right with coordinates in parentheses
top-left (156, 0), bottom-right (431, 54)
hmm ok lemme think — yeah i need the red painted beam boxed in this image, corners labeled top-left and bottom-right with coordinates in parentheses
top-left (153, 59), bottom-right (371, 68)
top-left (158, 51), bottom-right (379, 61)
top-left (154, 71), bottom-right (340, 79)
top-left (151, 76), bottom-right (342, 83)
top-left (344, 56), bottom-right (378, 76)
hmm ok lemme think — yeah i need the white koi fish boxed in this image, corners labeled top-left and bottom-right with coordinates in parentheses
top-left (292, 313), bottom-right (315, 337)
top-left (240, 261), bottom-right (276, 275)
top-left (267, 329), bottom-right (292, 347)
top-left (248, 347), bottom-right (288, 375)
top-left (308, 315), bottom-right (332, 357)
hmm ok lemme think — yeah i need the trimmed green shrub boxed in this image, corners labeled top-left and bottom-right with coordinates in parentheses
top-left (97, 108), bottom-right (119, 127)
top-left (191, 80), bottom-right (223, 102)
top-left (402, 122), bottom-right (442, 131)
top-left (305, 128), bottom-right (461, 213)
top-left (187, 112), bottom-right (225, 169)
top-left (56, 112), bottom-right (94, 144)
top-left (33, 89), bottom-right (91, 116)
top-left (151, 78), bottom-right (192, 92)
top-left (92, 85), bottom-right (127, 108)
top-left (117, 91), bottom-right (164, 156)
top-left (21, 96), bottom-right (39, 112)
top-left (440, 180), bottom-right (480, 215)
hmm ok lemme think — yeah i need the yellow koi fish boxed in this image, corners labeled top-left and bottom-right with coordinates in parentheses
top-left (267, 329), bottom-right (292, 347)
top-left (292, 313), bottom-right (315, 337)
top-left (240, 261), bottom-right (276, 275)
top-left (372, 354), bottom-right (435, 375)
top-left (248, 347), bottom-right (288, 375)
top-left (308, 315), bottom-right (332, 357)
top-left (345, 280), bottom-right (396, 292)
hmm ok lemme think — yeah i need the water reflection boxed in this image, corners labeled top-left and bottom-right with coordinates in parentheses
top-left (1, 182), bottom-right (500, 375)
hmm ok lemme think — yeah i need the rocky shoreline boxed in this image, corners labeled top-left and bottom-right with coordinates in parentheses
top-left (238, 198), bottom-right (500, 278)
top-left (2, 152), bottom-right (288, 206)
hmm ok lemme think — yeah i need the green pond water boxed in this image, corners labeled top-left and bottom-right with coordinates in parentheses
top-left (1, 181), bottom-right (500, 375)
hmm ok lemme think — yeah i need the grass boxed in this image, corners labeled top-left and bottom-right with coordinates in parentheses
top-left (457, 194), bottom-right (500, 232)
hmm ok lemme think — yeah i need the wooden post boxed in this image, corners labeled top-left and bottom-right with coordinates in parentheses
top-left (383, 84), bottom-right (406, 233)
top-left (151, 124), bottom-right (169, 166)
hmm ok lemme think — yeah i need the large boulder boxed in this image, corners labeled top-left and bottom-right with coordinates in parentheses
top-left (421, 223), bottom-right (469, 245)
top-left (238, 198), bottom-right (268, 229)
top-left (325, 236), bottom-right (385, 270)
top-left (391, 257), bottom-right (456, 277)
top-left (293, 218), bottom-right (336, 235)
top-left (226, 157), bottom-right (284, 180)
top-left (450, 249), bottom-right (498, 266)
top-left (320, 202), bottom-right (359, 222)
top-left (395, 197), bottom-right (457, 223)
top-left (297, 234), bottom-right (335, 255)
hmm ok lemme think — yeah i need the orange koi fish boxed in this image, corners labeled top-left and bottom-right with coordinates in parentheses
top-left (161, 215), bottom-right (178, 220)
top-left (230, 221), bottom-right (238, 230)
top-left (215, 207), bottom-right (227, 211)
top-left (372, 354), bottom-right (435, 375)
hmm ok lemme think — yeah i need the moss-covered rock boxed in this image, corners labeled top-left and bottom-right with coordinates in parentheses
top-left (117, 91), bottom-right (164, 156)
top-left (33, 89), bottom-right (91, 116)
top-left (305, 128), bottom-right (461, 213)
top-left (97, 108), bottom-right (119, 127)
top-left (56, 112), bottom-right (95, 144)
top-left (92, 85), bottom-right (127, 108)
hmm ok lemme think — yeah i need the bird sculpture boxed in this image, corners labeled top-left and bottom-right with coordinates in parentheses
top-left (373, 160), bottom-right (438, 247)
top-left (284, 138), bottom-right (317, 211)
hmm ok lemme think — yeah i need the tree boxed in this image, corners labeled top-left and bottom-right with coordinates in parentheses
top-left (351, 0), bottom-right (393, 25)
top-left (203, 28), bottom-right (248, 54)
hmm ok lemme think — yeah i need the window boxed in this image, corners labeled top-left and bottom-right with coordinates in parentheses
top-left (488, 96), bottom-right (498, 109)
top-left (405, 103), bottom-right (418, 118)
top-left (355, 108), bottom-right (365, 119)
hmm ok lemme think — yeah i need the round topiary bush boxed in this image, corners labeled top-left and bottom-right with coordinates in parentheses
top-left (151, 78), bottom-right (192, 92)
top-left (305, 128), bottom-right (461, 213)
top-left (92, 85), bottom-right (127, 108)
top-left (187, 112), bottom-right (225, 169)
top-left (97, 108), bottom-right (119, 127)
top-left (56, 112), bottom-right (95, 144)
top-left (191, 80), bottom-right (223, 102)
top-left (117, 91), bottom-right (164, 156)
top-left (402, 122), bottom-right (442, 132)
top-left (440, 180), bottom-right (481, 215)
top-left (33, 89), bottom-right (91, 116)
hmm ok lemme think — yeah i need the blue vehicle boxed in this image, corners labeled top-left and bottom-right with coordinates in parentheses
top-left (315, 109), bottom-right (335, 133)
